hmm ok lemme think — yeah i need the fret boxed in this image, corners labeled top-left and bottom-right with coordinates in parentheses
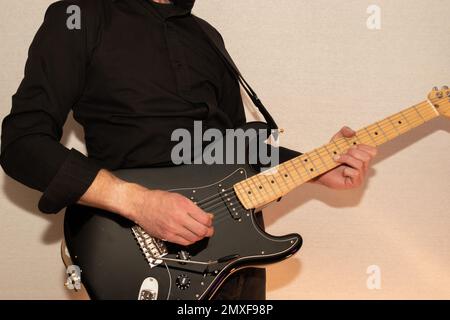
top-left (361, 127), bottom-right (378, 146)
top-left (296, 155), bottom-right (311, 179)
top-left (243, 178), bottom-right (264, 205)
top-left (259, 172), bottom-right (277, 196)
top-left (299, 153), bottom-right (319, 177)
top-left (378, 118), bottom-right (398, 140)
top-left (291, 158), bottom-right (310, 182)
top-left (355, 129), bottom-right (374, 146)
top-left (325, 141), bottom-right (341, 157)
top-left (262, 172), bottom-right (284, 198)
top-left (365, 124), bottom-right (387, 145)
top-left (385, 115), bottom-right (401, 137)
top-left (237, 184), bottom-right (252, 209)
top-left (324, 143), bottom-right (338, 159)
top-left (412, 105), bottom-right (426, 123)
top-left (375, 121), bottom-right (390, 142)
top-left (340, 136), bottom-right (352, 148)
top-left (290, 158), bottom-right (306, 183)
top-left (401, 108), bottom-right (423, 129)
top-left (277, 163), bottom-right (298, 189)
top-left (348, 136), bottom-right (360, 147)
top-left (389, 112), bottom-right (410, 134)
top-left (250, 175), bottom-right (267, 195)
top-left (283, 159), bottom-right (304, 183)
top-left (266, 164), bottom-right (290, 194)
top-left (335, 138), bottom-right (350, 155)
top-left (417, 102), bottom-right (439, 121)
top-left (311, 149), bottom-right (328, 173)
top-left (331, 139), bottom-right (343, 154)
top-left (315, 146), bottom-right (335, 171)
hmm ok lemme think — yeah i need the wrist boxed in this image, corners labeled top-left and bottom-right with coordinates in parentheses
top-left (115, 182), bottom-right (148, 222)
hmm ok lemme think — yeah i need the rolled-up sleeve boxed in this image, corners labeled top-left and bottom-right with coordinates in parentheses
top-left (0, 1), bottom-right (102, 213)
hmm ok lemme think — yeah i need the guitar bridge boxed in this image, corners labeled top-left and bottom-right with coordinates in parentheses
top-left (132, 226), bottom-right (168, 268)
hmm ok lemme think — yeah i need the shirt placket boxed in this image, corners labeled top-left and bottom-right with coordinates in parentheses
top-left (164, 20), bottom-right (193, 101)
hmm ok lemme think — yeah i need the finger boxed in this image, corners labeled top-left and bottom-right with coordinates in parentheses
top-left (187, 206), bottom-right (214, 227)
top-left (343, 166), bottom-right (362, 187)
top-left (183, 216), bottom-right (214, 238)
top-left (335, 153), bottom-right (364, 171)
top-left (332, 126), bottom-right (355, 140)
top-left (176, 227), bottom-right (202, 243)
top-left (356, 144), bottom-right (378, 158)
top-left (343, 166), bottom-right (360, 178)
top-left (346, 148), bottom-right (372, 170)
top-left (168, 234), bottom-right (194, 247)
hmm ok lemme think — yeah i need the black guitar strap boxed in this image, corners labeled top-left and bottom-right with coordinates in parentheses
top-left (193, 16), bottom-right (279, 131)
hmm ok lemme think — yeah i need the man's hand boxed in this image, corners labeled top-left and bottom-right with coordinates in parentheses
top-left (130, 189), bottom-right (214, 246)
top-left (314, 126), bottom-right (377, 189)
top-left (78, 169), bottom-right (214, 247)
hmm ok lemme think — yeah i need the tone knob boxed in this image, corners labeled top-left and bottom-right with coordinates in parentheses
top-left (177, 250), bottom-right (191, 264)
top-left (176, 274), bottom-right (191, 290)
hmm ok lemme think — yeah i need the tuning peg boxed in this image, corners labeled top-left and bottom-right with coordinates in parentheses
top-left (442, 85), bottom-right (449, 90)
top-left (433, 86), bottom-right (439, 91)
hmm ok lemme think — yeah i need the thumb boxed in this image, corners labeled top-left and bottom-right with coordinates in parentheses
top-left (331, 126), bottom-right (355, 141)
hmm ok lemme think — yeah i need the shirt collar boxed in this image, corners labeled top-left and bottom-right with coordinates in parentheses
top-left (149, 1), bottom-right (192, 19)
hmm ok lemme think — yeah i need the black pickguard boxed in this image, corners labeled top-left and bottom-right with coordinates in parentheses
top-left (64, 123), bottom-right (302, 300)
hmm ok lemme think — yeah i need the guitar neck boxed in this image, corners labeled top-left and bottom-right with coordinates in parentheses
top-left (234, 100), bottom-right (440, 209)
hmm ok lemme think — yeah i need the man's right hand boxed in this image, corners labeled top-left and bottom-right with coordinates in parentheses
top-left (78, 169), bottom-right (214, 246)
top-left (130, 189), bottom-right (214, 246)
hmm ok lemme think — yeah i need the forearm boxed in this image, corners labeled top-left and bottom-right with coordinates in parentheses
top-left (77, 169), bottom-right (147, 221)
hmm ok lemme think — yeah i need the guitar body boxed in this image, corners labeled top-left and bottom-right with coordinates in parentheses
top-left (64, 123), bottom-right (302, 300)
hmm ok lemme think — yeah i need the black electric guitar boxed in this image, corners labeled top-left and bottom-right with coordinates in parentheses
top-left (64, 87), bottom-right (450, 300)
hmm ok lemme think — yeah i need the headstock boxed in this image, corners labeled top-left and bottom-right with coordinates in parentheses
top-left (428, 86), bottom-right (450, 118)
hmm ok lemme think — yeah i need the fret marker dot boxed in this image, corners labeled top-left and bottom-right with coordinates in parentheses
top-left (248, 191), bottom-right (252, 195)
top-left (374, 132), bottom-right (378, 135)
top-left (259, 186), bottom-right (262, 189)
top-left (271, 180), bottom-right (275, 184)
top-left (310, 168), bottom-right (314, 172)
top-left (398, 121), bottom-right (402, 124)
top-left (284, 174), bottom-right (288, 178)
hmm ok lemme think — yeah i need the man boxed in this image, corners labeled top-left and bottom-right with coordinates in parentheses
top-left (0, 0), bottom-right (377, 299)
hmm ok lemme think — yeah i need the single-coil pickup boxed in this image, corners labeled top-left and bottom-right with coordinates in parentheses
top-left (219, 187), bottom-right (242, 220)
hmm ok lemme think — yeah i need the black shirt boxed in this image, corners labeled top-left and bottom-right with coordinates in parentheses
top-left (0, 0), bottom-right (247, 213)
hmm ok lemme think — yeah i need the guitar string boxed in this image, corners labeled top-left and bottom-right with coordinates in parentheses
top-left (194, 104), bottom-right (436, 214)
top-left (177, 105), bottom-right (440, 229)
top-left (196, 100), bottom-right (447, 227)
top-left (194, 106), bottom-right (437, 222)
top-left (204, 111), bottom-right (431, 226)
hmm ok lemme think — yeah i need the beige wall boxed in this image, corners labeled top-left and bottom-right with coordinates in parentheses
top-left (1, 0), bottom-right (449, 299)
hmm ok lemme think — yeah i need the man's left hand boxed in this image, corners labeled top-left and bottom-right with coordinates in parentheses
top-left (314, 126), bottom-right (378, 189)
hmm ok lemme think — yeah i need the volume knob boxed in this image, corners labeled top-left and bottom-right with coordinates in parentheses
top-left (176, 274), bottom-right (191, 290)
